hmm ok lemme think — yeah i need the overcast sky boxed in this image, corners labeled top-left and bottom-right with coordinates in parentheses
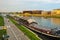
top-left (0, 0), bottom-right (60, 12)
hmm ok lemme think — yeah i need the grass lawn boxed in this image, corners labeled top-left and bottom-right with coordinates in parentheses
top-left (0, 16), bottom-right (4, 26)
top-left (0, 29), bottom-right (7, 40)
top-left (0, 16), bottom-right (6, 40)
top-left (8, 16), bottom-right (41, 40)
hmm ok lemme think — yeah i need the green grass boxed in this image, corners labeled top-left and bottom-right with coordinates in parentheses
top-left (0, 29), bottom-right (7, 40)
top-left (0, 16), bottom-right (6, 40)
top-left (8, 16), bottom-right (41, 40)
top-left (0, 16), bottom-right (4, 26)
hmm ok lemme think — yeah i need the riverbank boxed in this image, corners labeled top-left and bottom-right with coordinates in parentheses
top-left (19, 14), bottom-right (60, 18)
top-left (42, 15), bottom-right (60, 18)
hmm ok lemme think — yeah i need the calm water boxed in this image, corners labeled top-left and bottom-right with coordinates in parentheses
top-left (29, 17), bottom-right (60, 29)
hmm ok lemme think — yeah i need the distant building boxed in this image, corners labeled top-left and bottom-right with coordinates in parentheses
top-left (51, 9), bottom-right (60, 15)
top-left (22, 9), bottom-right (60, 16)
top-left (41, 11), bottom-right (47, 15)
top-left (23, 11), bottom-right (32, 14)
top-left (23, 10), bottom-right (42, 14)
top-left (32, 10), bottom-right (42, 14)
top-left (47, 11), bottom-right (51, 15)
top-left (23, 10), bottom-right (42, 16)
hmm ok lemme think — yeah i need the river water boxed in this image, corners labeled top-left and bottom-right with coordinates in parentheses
top-left (28, 17), bottom-right (60, 29)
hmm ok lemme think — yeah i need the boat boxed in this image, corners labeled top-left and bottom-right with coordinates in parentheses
top-left (12, 16), bottom-right (60, 38)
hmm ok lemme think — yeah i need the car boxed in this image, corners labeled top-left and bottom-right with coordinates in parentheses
top-left (7, 19), bottom-right (9, 22)
top-left (8, 20), bottom-right (9, 22)
top-left (2, 35), bottom-right (9, 40)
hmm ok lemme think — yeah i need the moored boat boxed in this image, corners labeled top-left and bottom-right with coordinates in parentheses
top-left (11, 16), bottom-right (60, 38)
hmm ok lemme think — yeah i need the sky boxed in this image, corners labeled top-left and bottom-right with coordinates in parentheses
top-left (0, 0), bottom-right (60, 12)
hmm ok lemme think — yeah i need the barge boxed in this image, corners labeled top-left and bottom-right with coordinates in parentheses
top-left (12, 16), bottom-right (60, 38)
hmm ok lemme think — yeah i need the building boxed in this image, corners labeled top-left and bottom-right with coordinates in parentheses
top-left (51, 9), bottom-right (60, 15)
top-left (32, 10), bottom-right (42, 14)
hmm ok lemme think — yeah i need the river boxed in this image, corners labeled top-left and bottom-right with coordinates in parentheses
top-left (28, 17), bottom-right (60, 29)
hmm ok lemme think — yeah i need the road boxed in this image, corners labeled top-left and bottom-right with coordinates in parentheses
top-left (4, 17), bottom-right (30, 40)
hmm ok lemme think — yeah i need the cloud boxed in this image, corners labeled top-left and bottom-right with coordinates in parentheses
top-left (0, 0), bottom-right (60, 12)
top-left (43, 0), bottom-right (60, 3)
top-left (21, 0), bottom-right (60, 3)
